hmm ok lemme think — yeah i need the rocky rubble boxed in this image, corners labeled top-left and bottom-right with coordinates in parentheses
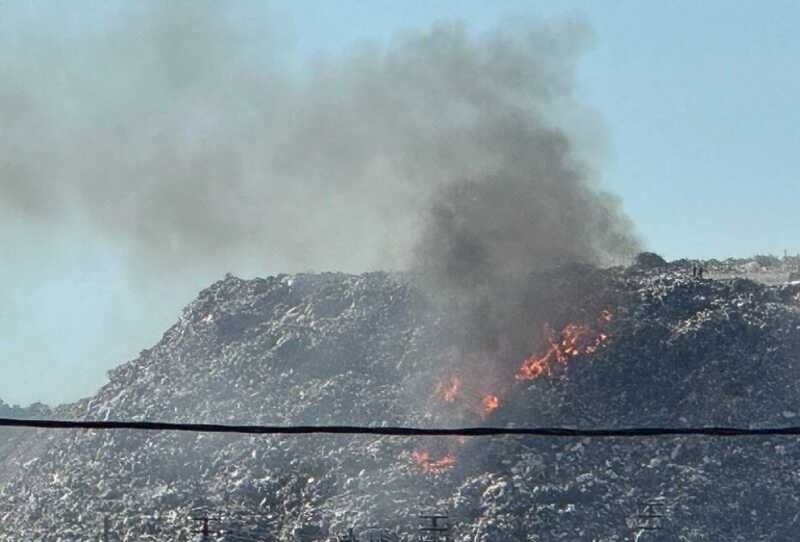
top-left (1, 263), bottom-right (800, 541)
top-left (0, 401), bottom-right (52, 486)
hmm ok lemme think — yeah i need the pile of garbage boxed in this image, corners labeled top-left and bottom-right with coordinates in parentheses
top-left (1, 260), bottom-right (800, 540)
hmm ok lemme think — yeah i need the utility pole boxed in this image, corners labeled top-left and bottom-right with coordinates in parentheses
top-left (631, 500), bottom-right (668, 539)
top-left (418, 513), bottom-right (450, 542)
top-left (192, 515), bottom-right (212, 541)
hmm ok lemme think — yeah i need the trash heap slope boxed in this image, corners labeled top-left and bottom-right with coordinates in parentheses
top-left (1, 267), bottom-right (800, 541)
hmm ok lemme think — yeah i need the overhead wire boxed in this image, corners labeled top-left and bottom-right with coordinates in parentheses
top-left (2, 417), bottom-right (800, 438)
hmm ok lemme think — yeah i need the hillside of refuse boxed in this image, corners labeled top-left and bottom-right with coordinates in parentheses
top-left (1, 258), bottom-right (800, 540)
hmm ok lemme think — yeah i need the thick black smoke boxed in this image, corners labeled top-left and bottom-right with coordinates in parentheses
top-left (0, 2), bottom-right (638, 281)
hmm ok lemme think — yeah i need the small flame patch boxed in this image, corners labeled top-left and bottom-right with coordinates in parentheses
top-left (410, 449), bottom-right (457, 472)
top-left (481, 394), bottom-right (499, 413)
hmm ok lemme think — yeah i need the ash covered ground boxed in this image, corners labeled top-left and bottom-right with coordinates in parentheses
top-left (2, 256), bottom-right (800, 541)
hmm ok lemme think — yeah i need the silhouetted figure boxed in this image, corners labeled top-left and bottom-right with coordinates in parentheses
top-left (692, 265), bottom-right (697, 278)
top-left (698, 266), bottom-right (704, 279)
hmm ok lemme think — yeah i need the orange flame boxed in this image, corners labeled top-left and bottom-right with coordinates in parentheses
top-left (410, 449), bottom-right (457, 472)
top-left (481, 394), bottom-right (499, 413)
top-left (516, 313), bottom-right (611, 380)
top-left (413, 310), bottom-right (612, 473)
top-left (516, 352), bottom-right (553, 379)
top-left (434, 376), bottom-right (461, 401)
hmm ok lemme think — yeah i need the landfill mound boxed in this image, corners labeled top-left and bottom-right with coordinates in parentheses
top-left (0, 401), bottom-right (52, 487)
top-left (1, 263), bottom-right (800, 541)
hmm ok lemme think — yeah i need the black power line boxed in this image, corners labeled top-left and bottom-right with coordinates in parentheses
top-left (3, 417), bottom-right (800, 438)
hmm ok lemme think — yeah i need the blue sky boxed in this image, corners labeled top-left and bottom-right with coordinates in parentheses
top-left (274, 0), bottom-right (800, 259)
top-left (1, 1), bottom-right (798, 405)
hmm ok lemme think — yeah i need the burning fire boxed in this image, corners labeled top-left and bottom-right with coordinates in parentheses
top-left (410, 449), bottom-right (457, 472)
top-left (481, 394), bottom-right (499, 413)
top-left (412, 310), bottom-right (612, 472)
top-left (434, 376), bottom-right (461, 401)
top-left (516, 313), bottom-right (612, 380)
top-left (433, 374), bottom-right (500, 416)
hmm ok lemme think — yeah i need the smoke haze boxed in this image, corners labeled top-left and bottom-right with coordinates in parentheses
top-left (0, 2), bottom-right (637, 276)
top-left (0, 2), bottom-right (640, 404)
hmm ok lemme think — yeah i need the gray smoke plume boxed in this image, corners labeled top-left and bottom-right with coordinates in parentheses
top-left (0, 2), bottom-right (638, 281)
